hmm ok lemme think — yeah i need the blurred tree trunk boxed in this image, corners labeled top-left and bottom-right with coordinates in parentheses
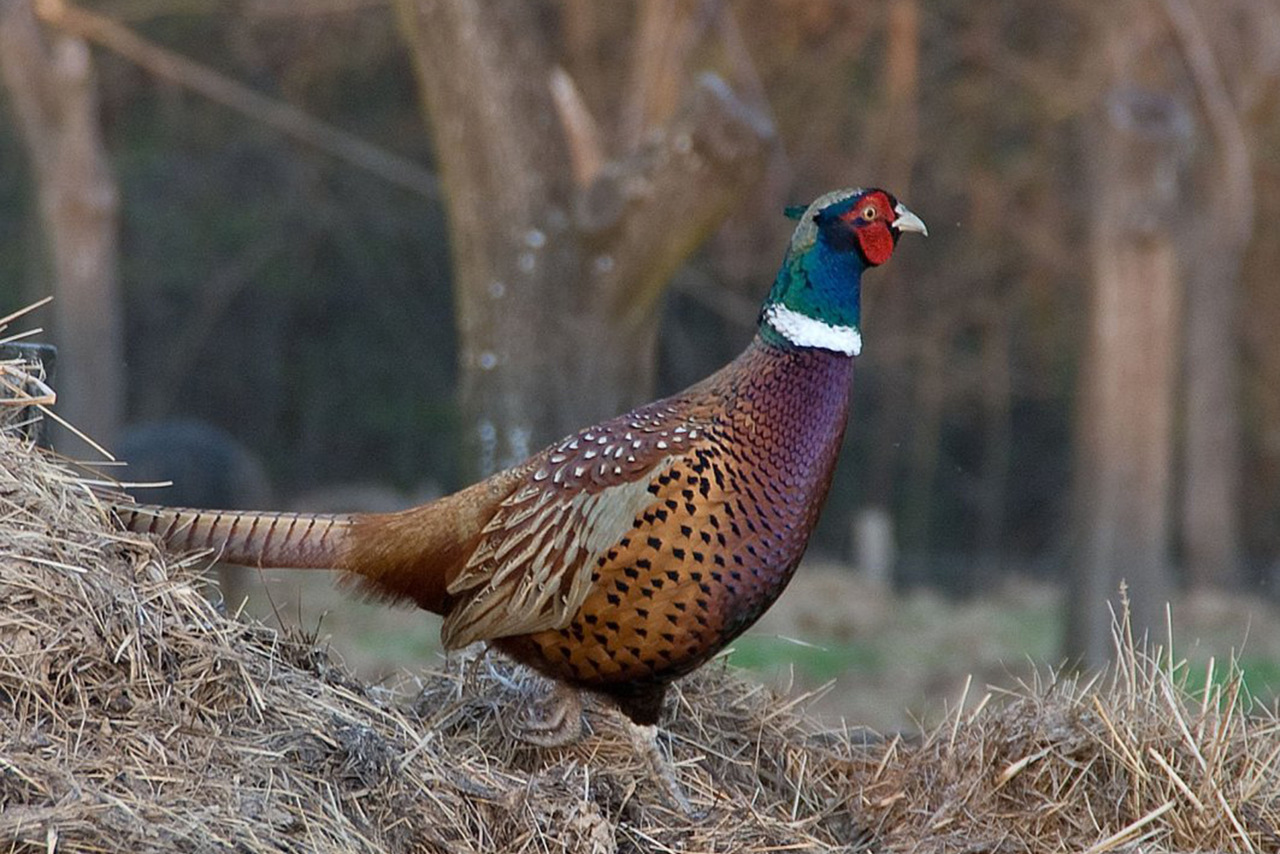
top-left (1065, 80), bottom-right (1190, 670)
top-left (879, 0), bottom-right (919, 191)
top-left (393, 0), bottom-right (773, 479)
top-left (0, 0), bottom-right (122, 447)
top-left (1164, 0), bottom-right (1253, 590)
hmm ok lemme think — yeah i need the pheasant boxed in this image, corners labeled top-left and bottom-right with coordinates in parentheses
top-left (114, 187), bottom-right (924, 742)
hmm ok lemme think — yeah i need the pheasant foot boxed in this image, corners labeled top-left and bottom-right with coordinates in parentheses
top-left (515, 680), bottom-right (585, 747)
top-left (628, 721), bottom-right (701, 817)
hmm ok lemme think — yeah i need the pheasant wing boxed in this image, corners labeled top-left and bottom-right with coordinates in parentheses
top-left (441, 412), bottom-right (705, 649)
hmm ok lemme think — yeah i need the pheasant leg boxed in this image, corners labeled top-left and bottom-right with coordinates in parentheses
top-left (628, 721), bottom-right (699, 816)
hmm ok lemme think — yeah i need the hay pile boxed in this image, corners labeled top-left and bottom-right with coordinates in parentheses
top-left (857, 643), bottom-right (1280, 853)
top-left (1, 349), bottom-right (1279, 852)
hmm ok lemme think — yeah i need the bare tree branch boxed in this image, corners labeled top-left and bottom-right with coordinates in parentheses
top-left (712, 1), bottom-right (772, 122)
top-left (549, 66), bottom-right (605, 188)
top-left (1160, 0), bottom-right (1253, 236)
top-left (35, 0), bottom-right (440, 199)
top-left (620, 0), bottom-right (716, 150)
top-left (600, 73), bottom-right (775, 329)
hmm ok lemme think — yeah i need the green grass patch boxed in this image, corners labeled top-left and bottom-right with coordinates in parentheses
top-left (1173, 653), bottom-right (1280, 708)
top-left (726, 634), bottom-right (883, 681)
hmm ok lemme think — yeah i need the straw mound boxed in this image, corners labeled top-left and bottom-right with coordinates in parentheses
top-left (1, 353), bottom-right (1279, 852)
top-left (857, 654), bottom-right (1280, 854)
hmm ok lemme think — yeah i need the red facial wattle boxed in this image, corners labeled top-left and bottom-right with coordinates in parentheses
top-left (843, 190), bottom-right (897, 266)
top-left (855, 222), bottom-right (895, 266)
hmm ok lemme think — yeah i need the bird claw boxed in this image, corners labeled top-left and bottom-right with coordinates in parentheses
top-left (515, 682), bottom-right (585, 747)
top-left (627, 721), bottom-right (704, 818)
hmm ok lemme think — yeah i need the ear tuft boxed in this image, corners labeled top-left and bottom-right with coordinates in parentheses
top-left (783, 204), bottom-right (807, 220)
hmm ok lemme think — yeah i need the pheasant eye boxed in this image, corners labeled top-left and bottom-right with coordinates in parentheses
top-left (861, 205), bottom-right (877, 220)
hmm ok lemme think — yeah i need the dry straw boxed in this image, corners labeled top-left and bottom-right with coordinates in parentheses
top-left (856, 609), bottom-right (1280, 854)
top-left (1, 334), bottom-right (1277, 852)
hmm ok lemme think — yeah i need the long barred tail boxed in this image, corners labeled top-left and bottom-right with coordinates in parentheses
top-left (114, 504), bottom-right (354, 569)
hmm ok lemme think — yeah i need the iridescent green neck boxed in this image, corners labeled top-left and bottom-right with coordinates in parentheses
top-left (758, 239), bottom-right (865, 356)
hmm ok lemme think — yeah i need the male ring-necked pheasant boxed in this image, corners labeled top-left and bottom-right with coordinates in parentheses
top-left (115, 187), bottom-right (925, 739)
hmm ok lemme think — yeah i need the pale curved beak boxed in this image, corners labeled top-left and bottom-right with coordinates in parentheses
top-left (891, 202), bottom-right (928, 237)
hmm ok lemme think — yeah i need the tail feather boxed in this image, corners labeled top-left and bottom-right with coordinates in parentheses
top-left (115, 504), bottom-right (353, 569)
top-left (114, 461), bottom-right (529, 618)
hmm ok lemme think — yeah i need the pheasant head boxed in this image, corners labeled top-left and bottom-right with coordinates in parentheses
top-left (761, 187), bottom-right (927, 355)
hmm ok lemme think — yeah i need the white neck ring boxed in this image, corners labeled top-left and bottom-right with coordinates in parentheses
top-left (763, 303), bottom-right (862, 356)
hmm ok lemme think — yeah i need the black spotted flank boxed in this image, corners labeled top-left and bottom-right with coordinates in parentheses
top-left (416, 326), bottom-right (872, 721)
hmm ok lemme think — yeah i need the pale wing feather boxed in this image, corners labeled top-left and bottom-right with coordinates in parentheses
top-left (441, 463), bottom-right (673, 649)
top-left (440, 396), bottom-right (713, 649)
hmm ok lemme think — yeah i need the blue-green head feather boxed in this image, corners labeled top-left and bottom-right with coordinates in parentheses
top-left (760, 187), bottom-right (926, 355)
